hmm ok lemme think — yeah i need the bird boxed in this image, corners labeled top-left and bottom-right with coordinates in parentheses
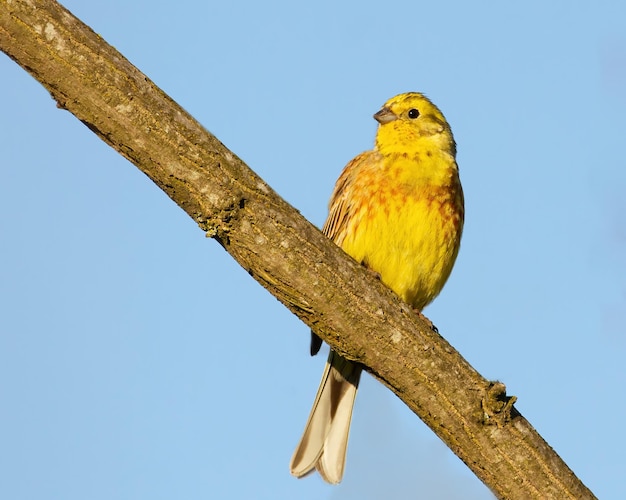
top-left (289, 92), bottom-right (464, 484)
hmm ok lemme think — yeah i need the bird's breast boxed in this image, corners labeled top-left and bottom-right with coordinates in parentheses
top-left (339, 158), bottom-right (463, 310)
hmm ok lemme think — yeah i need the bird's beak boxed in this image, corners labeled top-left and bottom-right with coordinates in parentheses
top-left (373, 106), bottom-right (397, 124)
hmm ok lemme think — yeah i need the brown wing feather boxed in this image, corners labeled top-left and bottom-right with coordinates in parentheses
top-left (322, 151), bottom-right (375, 244)
top-left (310, 151), bottom-right (375, 356)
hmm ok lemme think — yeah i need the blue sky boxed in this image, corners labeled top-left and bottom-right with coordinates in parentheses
top-left (1, 1), bottom-right (625, 499)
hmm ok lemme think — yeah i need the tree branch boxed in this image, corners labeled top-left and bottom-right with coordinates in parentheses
top-left (0, 1), bottom-right (595, 498)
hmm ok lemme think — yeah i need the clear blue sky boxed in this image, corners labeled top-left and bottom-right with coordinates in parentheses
top-left (1, 1), bottom-right (625, 499)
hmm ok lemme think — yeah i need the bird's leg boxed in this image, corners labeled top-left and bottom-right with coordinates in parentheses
top-left (413, 308), bottom-right (439, 333)
top-left (360, 259), bottom-right (382, 281)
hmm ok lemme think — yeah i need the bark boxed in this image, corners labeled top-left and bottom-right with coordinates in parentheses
top-left (0, 1), bottom-right (596, 498)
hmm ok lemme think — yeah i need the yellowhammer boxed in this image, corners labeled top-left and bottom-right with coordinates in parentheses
top-left (289, 92), bottom-right (464, 484)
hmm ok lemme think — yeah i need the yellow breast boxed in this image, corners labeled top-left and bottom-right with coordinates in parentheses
top-left (335, 150), bottom-right (463, 310)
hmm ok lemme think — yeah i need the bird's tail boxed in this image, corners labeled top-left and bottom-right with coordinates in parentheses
top-left (290, 350), bottom-right (361, 484)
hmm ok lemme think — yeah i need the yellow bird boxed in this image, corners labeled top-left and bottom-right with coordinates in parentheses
top-left (289, 92), bottom-right (464, 484)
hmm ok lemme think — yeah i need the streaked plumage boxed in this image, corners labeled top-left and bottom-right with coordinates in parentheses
top-left (290, 92), bottom-right (464, 484)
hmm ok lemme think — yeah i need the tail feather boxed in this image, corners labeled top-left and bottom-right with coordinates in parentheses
top-left (290, 351), bottom-right (361, 484)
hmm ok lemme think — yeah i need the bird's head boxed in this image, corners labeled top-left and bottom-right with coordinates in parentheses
top-left (373, 92), bottom-right (456, 157)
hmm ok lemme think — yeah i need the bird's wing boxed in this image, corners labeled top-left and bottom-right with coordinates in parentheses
top-left (322, 150), bottom-right (378, 244)
top-left (310, 151), bottom-right (377, 356)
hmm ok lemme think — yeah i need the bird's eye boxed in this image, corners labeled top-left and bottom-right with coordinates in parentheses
top-left (408, 108), bottom-right (420, 119)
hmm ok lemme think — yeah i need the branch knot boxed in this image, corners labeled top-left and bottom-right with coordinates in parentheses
top-left (482, 381), bottom-right (517, 427)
